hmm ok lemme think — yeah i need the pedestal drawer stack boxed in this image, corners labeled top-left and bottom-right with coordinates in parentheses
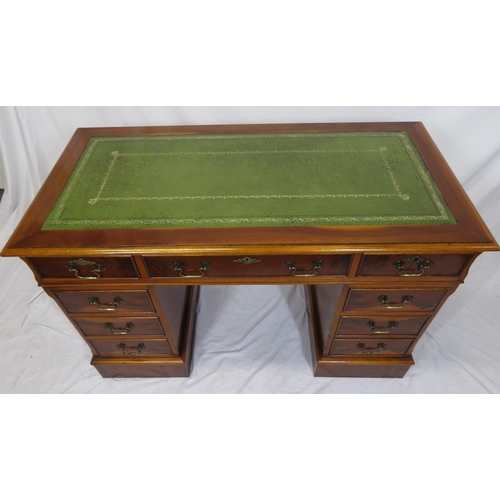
top-left (23, 255), bottom-right (198, 377)
top-left (309, 252), bottom-right (476, 377)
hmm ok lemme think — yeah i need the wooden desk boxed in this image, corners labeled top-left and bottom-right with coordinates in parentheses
top-left (2, 122), bottom-right (498, 378)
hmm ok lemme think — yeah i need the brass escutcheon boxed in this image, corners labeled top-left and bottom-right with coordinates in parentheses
top-left (233, 257), bottom-right (261, 264)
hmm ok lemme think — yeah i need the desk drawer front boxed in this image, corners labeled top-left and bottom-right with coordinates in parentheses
top-left (330, 338), bottom-right (414, 356)
top-left (337, 316), bottom-right (427, 337)
top-left (89, 339), bottom-right (172, 356)
top-left (29, 257), bottom-right (139, 280)
top-left (55, 290), bottom-right (155, 314)
top-left (344, 288), bottom-right (449, 313)
top-left (75, 317), bottom-right (165, 338)
top-left (358, 254), bottom-right (471, 277)
top-left (144, 254), bottom-right (352, 278)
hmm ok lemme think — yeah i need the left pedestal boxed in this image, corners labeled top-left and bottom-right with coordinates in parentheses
top-left (45, 280), bottom-right (200, 378)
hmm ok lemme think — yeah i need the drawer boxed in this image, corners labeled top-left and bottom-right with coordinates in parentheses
top-left (29, 256), bottom-right (139, 280)
top-left (55, 290), bottom-right (155, 314)
top-left (89, 339), bottom-right (172, 356)
top-left (344, 288), bottom-right (449, 313)
top-left (75, 317), bottom-right (165, 338)
top-left (330, 338), bottom-right (414, 356)
top-left (337, 316), bottom-right (428, 336)
top-left (144, 254), bottom-right (352, 278)
top-left (357, 254), bottom-right (471, 277)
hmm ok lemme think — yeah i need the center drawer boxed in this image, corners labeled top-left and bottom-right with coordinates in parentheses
top-left (144, 254), bottom-right (352, 278)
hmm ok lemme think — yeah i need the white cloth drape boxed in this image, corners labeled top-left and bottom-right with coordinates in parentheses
top-left (1, 106), bottom-right (499, 393)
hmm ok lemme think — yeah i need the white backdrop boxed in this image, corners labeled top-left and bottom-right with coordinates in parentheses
top-left (1, 106), bottom-right (499, 393)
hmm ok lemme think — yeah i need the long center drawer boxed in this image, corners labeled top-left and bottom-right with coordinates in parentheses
top-left (144, 254), bottom-right (352, 278)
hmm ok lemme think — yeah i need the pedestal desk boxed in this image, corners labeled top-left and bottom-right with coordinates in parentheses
top-left (2, 122), bottom-right (498, 378)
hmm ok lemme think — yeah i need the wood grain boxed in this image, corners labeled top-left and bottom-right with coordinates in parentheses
top-left (2, 122), bottom-right (498, 379)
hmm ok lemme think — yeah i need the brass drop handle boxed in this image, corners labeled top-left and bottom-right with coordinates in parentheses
top-left (366, 320), bottom-right (399, 334)
top-left (285, 260), bottom-right (324, 277)
top-left (392, 256), bottom-right (433, 277)
top-left (67, 259), bottom-right (106, 279)
top-left (88, 297), bottom-right (123, 311)
top-left (116, 343), bottom-right (146, 355)
top-left (171, 262), bottom-right (211, 278)
top-left (377, 295), bottom-right (414, 309)
top-left (104, 322), bottom-right (135, 335)
top-left (356, 342), bottom-right (387, 354)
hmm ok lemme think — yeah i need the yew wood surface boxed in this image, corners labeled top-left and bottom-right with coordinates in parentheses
top-left (2, 122), bottom-right (499, 258)
top-left (151, 285), bottom-right (191, 349)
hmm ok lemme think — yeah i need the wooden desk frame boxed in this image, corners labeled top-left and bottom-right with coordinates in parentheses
top-left (2, 122), bottom-right (498, 378)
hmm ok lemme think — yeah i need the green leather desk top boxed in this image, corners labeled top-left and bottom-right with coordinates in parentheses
top-left (42, 131), bottom-right (456, 230)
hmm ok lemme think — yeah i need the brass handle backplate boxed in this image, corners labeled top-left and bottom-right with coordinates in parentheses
top-left (356, 342), bottom-right (387, 354)
top-left (88, 297), bottom-right (123, 311)
top-left (67, 258), bottom-right (106, 279)
top-left (377, 295), bottom-right (414, 309)
top-left (116, 342), bottom-right (146, 355)
top-left (285, 260), bottom-right (324, 277)
top-left (366, 320), bottom-right (400, 334)
top-left (104, 322), bottom-right (135, 335)
top-left (171, 262), bottom-right (211, 278)
top-left (392, 256), bottom-right (433, 277)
